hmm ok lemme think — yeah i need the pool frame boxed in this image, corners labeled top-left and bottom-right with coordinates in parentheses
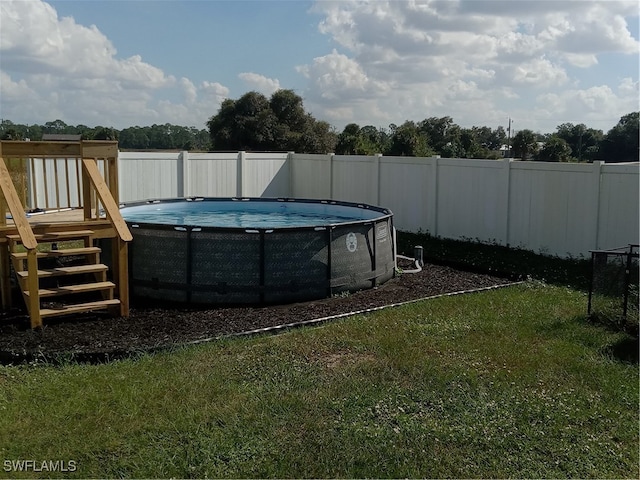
top-left (120, 197), bottom-right (396, 305)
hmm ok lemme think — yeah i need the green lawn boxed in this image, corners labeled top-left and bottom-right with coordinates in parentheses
top-left (0, 282), bottom-right (637, 478)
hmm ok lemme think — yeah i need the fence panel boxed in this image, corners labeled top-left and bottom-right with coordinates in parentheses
top-left (187, 152), bottom-right (238, 198)
top-left (331, 155), bottom-right (376, 204)
top-left (379, 156), bottom-right (435, 233)
top-left (436, 158), bottom-right (508, 244)
top-left (290, 154), bottom-right (332, 199)
top-left (243, 152), bottom-right (290, 197)
top-left (508, 162), bottom-right (600, 257)
top-left (598, 163), bottom-right (640, 250)
top-left (119, 152), bottom-right (180, 202)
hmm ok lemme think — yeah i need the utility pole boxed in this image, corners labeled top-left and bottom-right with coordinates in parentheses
top-left (506, 117), bottom-right (513, 158)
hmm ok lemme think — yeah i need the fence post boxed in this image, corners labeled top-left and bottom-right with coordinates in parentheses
top-left (237, 151), bottom-right (246, 197)
top-left (329, 153), bottom-right (335, 200)
top-left (427, 157), bottom-right (438, 237)
top-left (287, 151), bottom-right (294, 197)
top-left (177, 151), bottom-right (184, 197)
top-left (178, 150), bottom-right (190, 197)
top-left (501, 158), bottom-right (513, 247)
top-left (591, 160), bottom-right (603, 250)
top-left (374, 153), bottom-right (382, 205)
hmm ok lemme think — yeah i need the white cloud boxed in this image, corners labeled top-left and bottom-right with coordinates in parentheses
top-left (561, 53), bottom-right (598, 68)
top-left (298, 0), bottom-right (639, 132)
top-left (0, 0), bottom-right (228, 129)
top-left (180, 78), bottom-right (198, 105)
top-left (238, 73), bottom-right (280, 95)
top-left (297, 49), bottom-right (390, 102)
top-left (535, 79), bottom-right (639, 131)
top-left (0, 71), bottom-right (35, 99)
top-left (512, 57), bottom-right (569, 87)
top-left (0, 0), bottom-right (172, 88)
top-left (0, 0), bottom-right (637, 135)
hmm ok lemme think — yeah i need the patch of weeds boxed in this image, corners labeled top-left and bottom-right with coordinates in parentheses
top-left (332, 290), bottom-right (351, 299)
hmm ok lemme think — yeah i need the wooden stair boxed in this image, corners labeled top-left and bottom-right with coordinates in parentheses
top-left (8, 229), bottom-right (121, 324)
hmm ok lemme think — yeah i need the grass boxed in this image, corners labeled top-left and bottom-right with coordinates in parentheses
top-left (0, 283), bottom-right (637, 478)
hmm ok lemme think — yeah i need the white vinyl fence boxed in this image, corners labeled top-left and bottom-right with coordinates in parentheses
top-left (118, 151), bottom-right (290, 201)
top-left (118, 151), bottom-right (639, 258)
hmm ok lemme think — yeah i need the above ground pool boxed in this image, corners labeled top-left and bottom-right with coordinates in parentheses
top-left (119, 197), bottom-right (395, 305)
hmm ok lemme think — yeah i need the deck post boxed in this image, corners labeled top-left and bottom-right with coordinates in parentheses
top-left (0, 144), bottom-right (5, 227)
top-left (109, 236), bottom-right (130, 316)
top-left (0, 246), bottom-right (10, 309)
top-left (26, 248), bottom-right (41, 328)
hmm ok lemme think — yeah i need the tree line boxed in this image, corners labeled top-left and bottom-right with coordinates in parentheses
top-left (0, 120), bottom-right (211, 151)
top-left (1, 90), bottom-right (637, 162)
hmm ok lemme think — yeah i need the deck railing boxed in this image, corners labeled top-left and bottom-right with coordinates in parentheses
top-left (0, 140), bottom-right (119, 219)
top-left (0, 140), bottom-right (130, 326)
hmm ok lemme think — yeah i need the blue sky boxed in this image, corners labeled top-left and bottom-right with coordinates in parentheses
top-left (1, 0), bottom-right (638, 135)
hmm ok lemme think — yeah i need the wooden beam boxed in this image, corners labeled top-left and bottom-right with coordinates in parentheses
top-left (107, 157), bottom-right (119, 205)
top-left (82, 141), bottom-right (118, 159)
top-left (116, 238), bottom-right (129, 316)
top-left (0, 158), bottom-right (37, 249)
top-left (26, 249), bottom-right (41, 328)
top-left (82, 159), bottom-right (92, 221)
top-left (0, 220), bottom-right (116, 242)
top-left (0, 142), bottom-right (4, 227)
top-left (0, 187), bottom-right (5, 228)
top-left (0, 141), bottom-right (82, 157)
top-left (0, 245), bottom-right (11, 309)
top-left (82, 158), bottom-right (132, 242)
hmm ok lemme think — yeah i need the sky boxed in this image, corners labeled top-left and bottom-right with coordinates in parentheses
top-left (0, 0), bottom-right (638, 135)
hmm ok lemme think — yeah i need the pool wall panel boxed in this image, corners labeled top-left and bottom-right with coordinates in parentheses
top-left (263, 230), bottom-right (329, 303)
top-left (121, 198), bottom-right (395, 305)
top-left (130, 228), bottom-right (189, 303)
top-left (190, 231), bottom-right (261, 304)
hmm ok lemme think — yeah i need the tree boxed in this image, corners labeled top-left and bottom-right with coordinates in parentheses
top-left (463, 125), bottom-right (506, 157)
top-left (537, 136), bottom-right (572, 162)
top-left (418, 116), bottom-right (457, 153)
top-left (385, 121), bottom-right (434, 157)
top-left (555, 123), bottom-right (603, 162)
top-left (512, 129), bottom-right (539, 161)
top-left (296, 119), bottom-right (337, 154)
top-left (599, 112), bottom-right (639, 163)
top-left (43, 119), bottom-right (69, 133)
top-left (335, 123), bottom-right (360, 154)
top-left (207, 90), bottom-right (336, 153)
top-left (0, 120), bottom-right (24, 140)
top-left (93, 127), bottom-right (118, 141)
top-left (119, 126), bottom-right (150, 149)
top-left (270, 89), bottom-right (307, 132)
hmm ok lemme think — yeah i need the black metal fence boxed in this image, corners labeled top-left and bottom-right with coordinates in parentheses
top-left (588, 244), bottom-right (639, 334)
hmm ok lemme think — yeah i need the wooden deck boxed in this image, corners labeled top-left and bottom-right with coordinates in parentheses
top-left (1, 209), bottom-right (116, 242)
top-left (1, 140), bottom-right (131, 328)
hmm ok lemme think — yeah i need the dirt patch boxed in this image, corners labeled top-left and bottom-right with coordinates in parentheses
top-left (0, 260), bottom-right (516, 364)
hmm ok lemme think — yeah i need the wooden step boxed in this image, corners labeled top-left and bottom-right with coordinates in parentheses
top-left (40, 299), bottom-right (121, 319)
top-left (25, 281), bottom-right (115, 298)
top-left (11, 246), bottom-right (101, 260)
top-left (16, 264), bottom-right (108, 278)
top-left (7, 230), bottom-right (95, 243)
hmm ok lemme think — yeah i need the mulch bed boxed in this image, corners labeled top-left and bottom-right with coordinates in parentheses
top-left (0, 259), bottom-right (517, 364)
